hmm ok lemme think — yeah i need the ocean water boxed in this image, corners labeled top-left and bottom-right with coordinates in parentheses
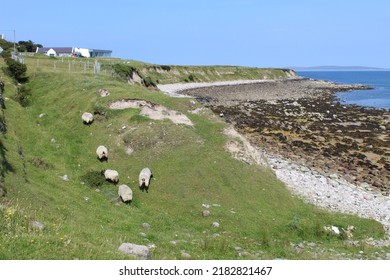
top-left (297, 71), bottom-right (390, 109)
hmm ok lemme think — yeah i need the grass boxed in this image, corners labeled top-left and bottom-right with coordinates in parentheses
top-left (0, 55), bottom-right (388, 259)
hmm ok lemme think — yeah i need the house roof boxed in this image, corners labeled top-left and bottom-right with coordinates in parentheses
top-left (37, 47), bottom-right (73, 54)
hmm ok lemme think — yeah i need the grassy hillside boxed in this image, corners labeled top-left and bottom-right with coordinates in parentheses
top-left (21, 55), bottom-right (296, 85)
top-left (0, 56), bottom-right (387, 259)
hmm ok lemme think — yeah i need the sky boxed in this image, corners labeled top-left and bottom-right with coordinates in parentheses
top-left (1, 0), bottom-right (389, 68)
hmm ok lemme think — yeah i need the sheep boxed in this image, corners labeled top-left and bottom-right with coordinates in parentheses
top-left (101, 169), bottom-right (119, 184)
top-left (96, 145), bottom-right (108, 162)
top-left (118, 184), bottom-right (133, 203)
top-left (139, 167), bottom-right (152, 192)
top-left (82, 112), bottom-right (94, 125)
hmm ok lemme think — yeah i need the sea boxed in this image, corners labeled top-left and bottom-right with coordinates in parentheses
top-left (297, 71), bottom-right (390, 110)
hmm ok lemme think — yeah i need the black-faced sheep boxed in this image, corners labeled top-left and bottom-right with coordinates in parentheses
top-left (139, 167), bottom-right (152, 192)
top-left (96, 145), bottom-right (108, 162)
top-left (82, 112), bottom-right (94, 125)
top-left (101, 169), bottom-right (119, 184)
top-left (118, 184), bottom-right (133, 203)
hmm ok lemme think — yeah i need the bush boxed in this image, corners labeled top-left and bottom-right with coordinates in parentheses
top-left (143, 76), bottom-right (157, 87)
top-left (6, 59), bottom-right (28, 83)
top-left (80, 170), bottom-right (106, 188)
top-left (0, 49), bottom-right (12, 60)
top-left (160, 65), bottom-right (171, 71)
top-left (14, 85), bottom-right (31, 107)
top-left (112, 63), bottom-right (136, 80)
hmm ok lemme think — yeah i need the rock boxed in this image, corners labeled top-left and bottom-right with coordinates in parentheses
top-left (118, 243), bottom-right (151, 260)
top-left (97, 89), bottom-right (110, 97)
top-left (317, 136), bottom-right (326, 142)
top-left (331, 226), bottom-right (340, 235)
top-left (181, 251), bottom-right (191, 259)
top-left (118, 184), bottom-right (133, 203)
top-left (212, 221), bottom-right (220, 227)
top-left (202, 210), bottom-right (210, 217)
top-left (324, 225), bottom-right (340, 235)
top-left (60, 174), bottom-right (69, 181)
top-left (125, 146), bottom-right (134, 155)
top-left (30, 221), bottom-right (45, 231)
top-left (379, 125), bottom-right (386, 130)
top-left (142, 223), bottom-right (151, 230)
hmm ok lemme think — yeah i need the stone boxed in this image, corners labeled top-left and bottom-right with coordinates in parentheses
top-left (181, 251), bottom-right (191, 259)
top-left (212, 221), bottom-right (220, 227)
top-left (202, 210), bottom-right (210, 217)
top-left (118, 243), bottom-right (151, 260)
top-left (118, 184), bottom-right (133, 203)
top-left (30, 221), bottom-right (45, 231)
top-left (331, 226), bottom-right (340, 235)
top-left (142, 223), bottom-right (151, 230)
top-left (60, 174), bottom-right (69, 181)
top-left (317, 136), bottom-right (326, 142)
top-left (97, 89), bottom-right (110, 97)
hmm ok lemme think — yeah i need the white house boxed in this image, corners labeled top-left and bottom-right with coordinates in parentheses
top-left (36, 47), bottom-right (73, 57)
top-left (36, 47), bottom-right (112, 58)
top-left (73, 47), bottom-right (91, 58)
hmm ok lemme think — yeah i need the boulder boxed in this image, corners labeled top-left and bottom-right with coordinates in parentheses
top-left (118, 184), bottom-right (133, 203)
top-left (118, 243), bottom-right (151, 260)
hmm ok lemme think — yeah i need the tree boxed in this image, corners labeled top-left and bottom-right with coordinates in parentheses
top-left (17, 40), bottom-right (42, 52)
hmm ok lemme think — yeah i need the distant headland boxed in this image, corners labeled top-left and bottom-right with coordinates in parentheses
top-left (291, 66), bottom-right (390, 71)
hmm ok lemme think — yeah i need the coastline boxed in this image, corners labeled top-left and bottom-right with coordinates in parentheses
top-left (159, 78), bottom-right (390, 239)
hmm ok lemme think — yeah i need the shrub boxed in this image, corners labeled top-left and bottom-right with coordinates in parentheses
top-left (80, 170), bottom-right (106, 188)
top-left (14, 85), bottom-right (31, 107)
top-left (160, 65), bottom-right (171, 71)
top-left (143, 76), bottom-right (157, 87)
top-left (6, 59), bottom-right (28, 83)
top-left (112, 63), bottom-right (136, 80)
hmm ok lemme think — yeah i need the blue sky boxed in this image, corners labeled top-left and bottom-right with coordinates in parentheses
top-left (1, 0), bottom-right (389, 68)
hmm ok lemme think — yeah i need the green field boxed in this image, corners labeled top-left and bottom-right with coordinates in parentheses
top-left (0, 55), bottom-right (387, 259)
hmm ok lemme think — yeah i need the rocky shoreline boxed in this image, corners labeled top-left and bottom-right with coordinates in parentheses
top-left (159, 78), bottom-right (390, 238)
